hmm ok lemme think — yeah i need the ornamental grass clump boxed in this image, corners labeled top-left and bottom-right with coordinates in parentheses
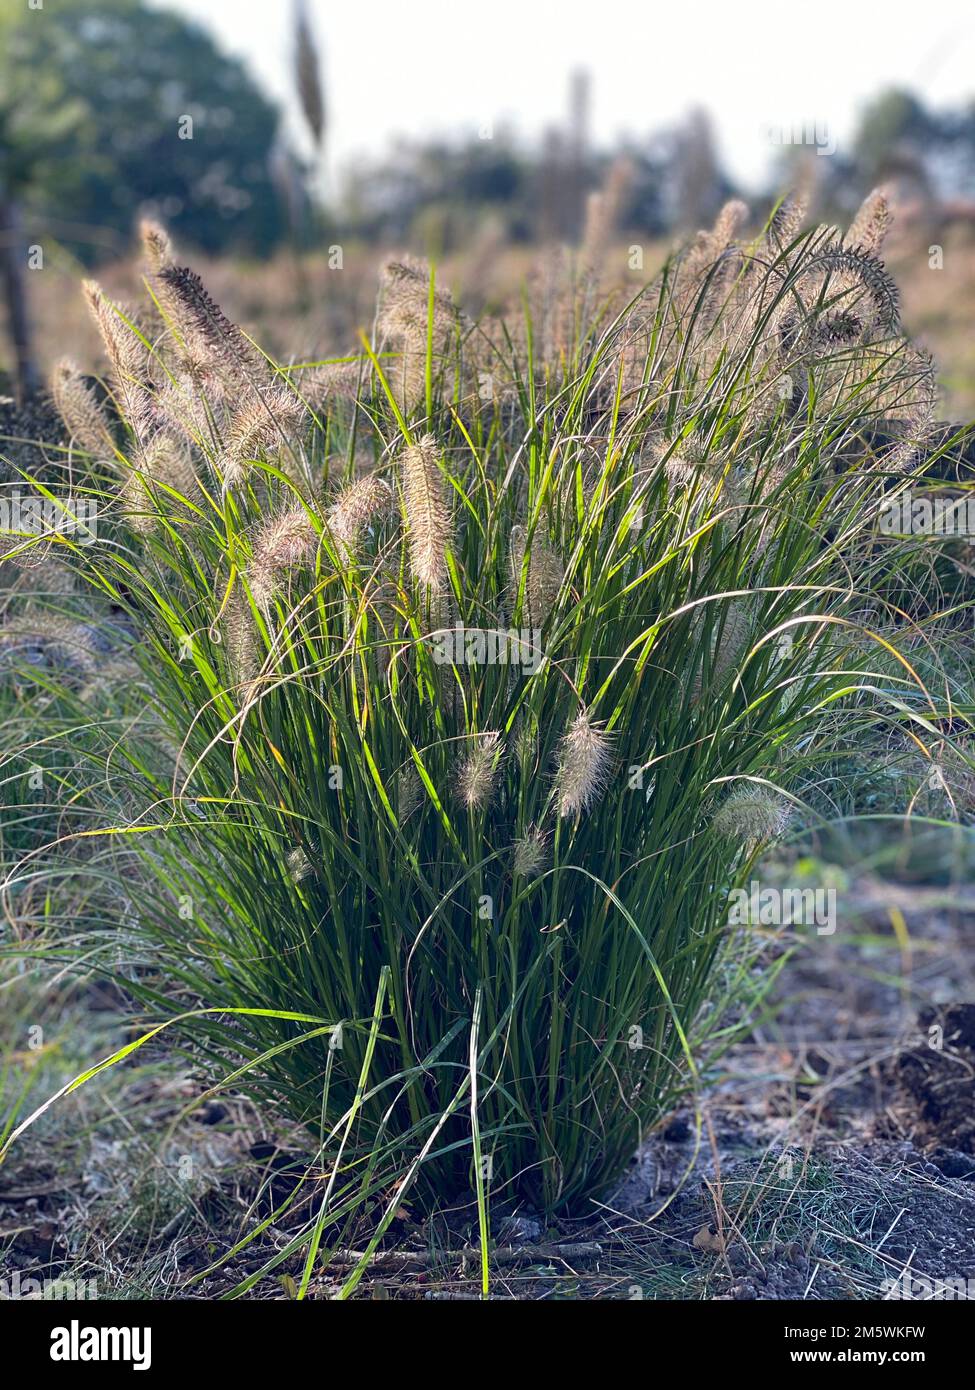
top-left (3, 195), bottom-right (962, 1276)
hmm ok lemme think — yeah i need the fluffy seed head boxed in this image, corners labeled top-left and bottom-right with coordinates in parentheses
top-left (767, 192), bottom-right (808, 247)
top-left (136, 431), bottom-right (199, 499)
top-left (156, 365), bottom-right (224, 443)
top-left (513, 826), bottom-right (549, 879)
top-left (883, 346), bottom-right (939, 474)
top-left (456, 728), bottom-right (500, 811)
top-left (379, 258), bottom-right (457, 343)
top-left (50, 359), bottom-right (113, 458)
top-left (301, 360), bottom-right (366, 406)
top-left (379, 259), bottom-right (457, 413)
top-left (555, 710), bottom-right (613, 819)
top-left (221, 387), bottom-right (307, 486)
top-left (119, 467), bottom-right (156, 534)
top-left (326, 473), bottom-right (391, 559)
top-left (249, 505), bottom-right (319, 607)
top-left (844, 186), bottom-right (893, 258)
top-left (711, 600), bottom-right (753, 688)
top-left (509, 525), bottom-right (564, 627)
top-left (527, 541), bottom-right (563, 627)
top-left (397, 764), bottom-right (422, 824)
top-left (456, 731), bottom-right (502, 811)
top-left (808, 247), bottom-right (900, 336)
top-left (713, 198), bottom-right (749, 246)
top-left (222, 588), bottom-right (260, 689)
top-left (401, 435), bottom-right (452, 589)
top-left (140, 218), bottom-right (174, 274)
top-left (156, 264), bottom-right (270, 390)
top-left (712, 786), bottom-right (791, 850)
top-left (82, 280), bottom-right (152, 431)
top-left (286, 845), bottom-right (314, 883)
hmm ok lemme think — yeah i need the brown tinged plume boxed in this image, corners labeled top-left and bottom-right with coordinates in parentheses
top-left (248, 504), bottom-right (319, 607)
top-left (881, 346), bottom-right (939, 474)
top-left (713, 198), bottom-right (749, 247)
top-left (326, 473), bottom-right (391, 560)
top-left (293, 0), bottom-right (325, 148)
top-left (222, 587), bottom-right (261, 690)
top-left (156, 362), bottom-right (225, 445)
top-left (220, 387), bottom-right (308, 488)
top-left (50, 359), bottom-right (113, 459)
top-left (155, 263), bottom-right (271, 393)
top-left (378, 258), bottom-right (458, 412)
top-left (844, 186), bottom-right (893, 258)
top-left (767, 193), bottom-right (808, 249)
top-left (135, 431), bottom-right (199, 501)
top-left (116, 432), bottom-right (196, 535)
top-left (401, 435), bottom-right (452, 590)
top-left (140, 218), bottom-right (174, 276)
top-left (805, 247), bottom-right (901, 338)
top-left (300, 360), bottom-right (367, 407)
top-left (82, 280), bottom-right (153, 434)
top-left (379, 258), bottom-right (457, 342)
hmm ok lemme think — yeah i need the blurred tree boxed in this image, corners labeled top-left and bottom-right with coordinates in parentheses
top-left (852, 89), bottom-right (975, 206)
top-left (671, 109), bottom-right (729, 229)
top-left (853, 91), bottom-right (934, 179)
top-left (0, 0), bottom-right (286, 262)
top-left (0, 25), bottom-right (89, 395)
top-left (341, 135), bottom-right (529, 247)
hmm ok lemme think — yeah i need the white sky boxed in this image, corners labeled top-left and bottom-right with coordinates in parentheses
top-left (157, 0), bottom-right (975, 190)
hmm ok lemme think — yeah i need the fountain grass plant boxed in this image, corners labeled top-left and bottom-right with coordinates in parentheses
top-left (2, 190), bottom-right (967, 1295)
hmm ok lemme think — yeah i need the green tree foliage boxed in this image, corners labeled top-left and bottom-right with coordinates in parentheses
top-left (852, 89), bottom-right (940, 187)
top-left (0, 0), bottom-right (286, 261)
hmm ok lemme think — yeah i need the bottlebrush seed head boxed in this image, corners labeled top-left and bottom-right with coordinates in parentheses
top-left (50, 359), bottom-right (112, 458)
top-left (136, 431), bottom-right (199, 500)
top-left (326, 473), bottom-right (391, 558)
top-left (457, 731), bottom-right (502, 811)
top-left (509, 525), bottom-right (564, 627)
top-left (82, 280), bottom-right (152, 433)
top-left (140, 218), bottom-right (174, 275)
top-left (221, 388), bottom-right (307, 486)
top-left (249, 505), bottom-right (319, 607)
top-left (712, 786), bottom-right (791, 850)
top-left (155, 263), bottom-right (269, 390)
top-left (555, 710), bottom-right (613, 819)
top-left (513, 826), bottom-right (549, 879)
top-left (844, 185), bottom-right (893, 258)
top-left (401, 435), bottom-right (451, 590)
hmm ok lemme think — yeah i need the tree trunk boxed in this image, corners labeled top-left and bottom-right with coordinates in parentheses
top-left (0, 189), bottom-right (41, 401)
